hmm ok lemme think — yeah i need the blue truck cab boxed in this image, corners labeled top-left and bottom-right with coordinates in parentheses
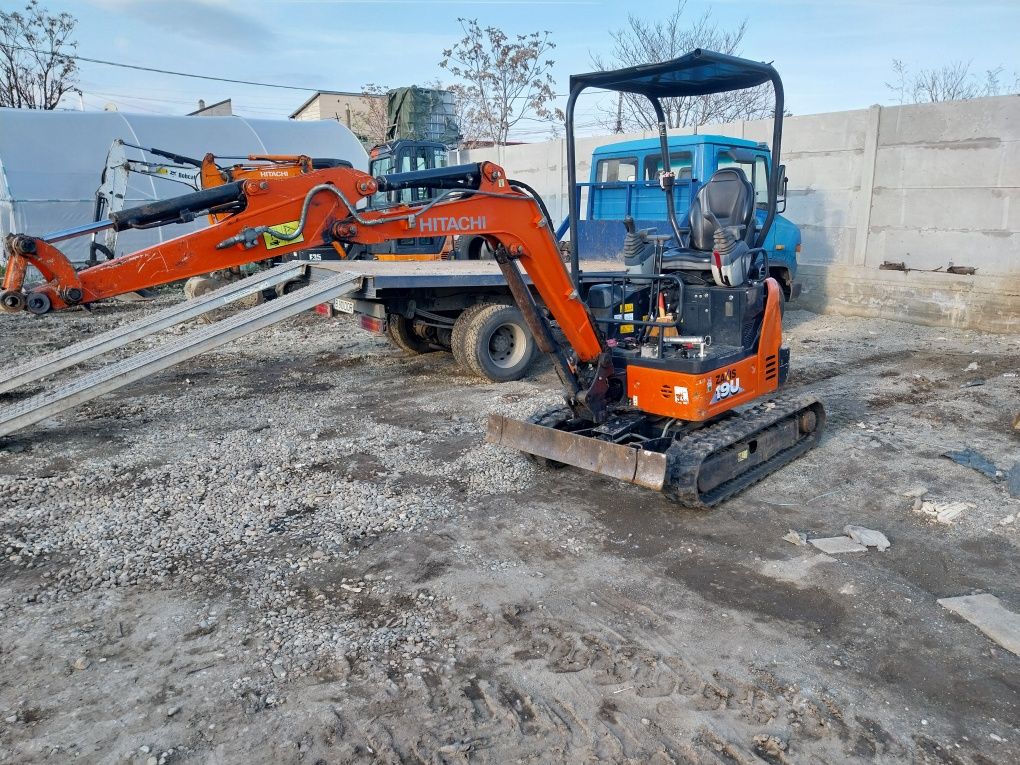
top-left (566, 134), bottom-right (801, 299)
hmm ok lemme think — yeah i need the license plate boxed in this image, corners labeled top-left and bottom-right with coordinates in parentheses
top-left (333, 298), bottom-right (355, 314)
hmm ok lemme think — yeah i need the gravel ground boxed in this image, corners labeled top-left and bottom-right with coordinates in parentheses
top-left (0, 298), bottom-right (1018, 764)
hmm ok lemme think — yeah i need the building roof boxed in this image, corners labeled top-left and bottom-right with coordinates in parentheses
top-left (188, 98), bottom-right (232, 116)
top-left (288, 90), bottom-right (385, 119)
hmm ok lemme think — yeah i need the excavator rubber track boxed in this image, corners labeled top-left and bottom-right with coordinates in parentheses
top-left (664, 393), bottom-right (825, 507)
top-left (488, 393), bottom-right (825, 508)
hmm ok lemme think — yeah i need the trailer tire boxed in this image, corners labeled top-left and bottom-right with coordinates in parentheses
top-left (386, 314), bottom-right (431, 355)
top-left (461, 303), bottom-right (536, 382)
top-left (451, 303), bottom-right (494, 371)
top-left (454, 235), bottom-right (494, 260)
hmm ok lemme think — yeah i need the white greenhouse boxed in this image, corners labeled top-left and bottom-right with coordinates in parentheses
top-left (0, 108), bottom-right (368, 264)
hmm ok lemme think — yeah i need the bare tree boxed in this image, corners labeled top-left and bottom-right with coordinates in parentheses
top-left (593, 1), bottom-right (772, 131)
top-left (887, 59), bottom-right (1018, 104)
top-left (0, 1), bottom-right (77, 109)
top-left (350, 83), bottom-right (390, 147)
top-left (446, 83), bottom-right (487, 148)
top-left (440, 18), bottom-right (563, 146)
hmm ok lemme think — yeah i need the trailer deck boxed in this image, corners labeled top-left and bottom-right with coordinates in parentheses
top-left (307, 258), bottom-right (624, 296)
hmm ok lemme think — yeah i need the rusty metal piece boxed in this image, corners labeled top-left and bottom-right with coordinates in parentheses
top-left (486, 414), bottom-right (668, 491)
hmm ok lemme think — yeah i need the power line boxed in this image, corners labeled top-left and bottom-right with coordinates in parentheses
top-left (10, 44), bottom-right (328, 93)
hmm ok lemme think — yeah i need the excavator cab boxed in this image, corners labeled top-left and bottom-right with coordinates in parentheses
top-left (349, 140), bottom-right (453, 260)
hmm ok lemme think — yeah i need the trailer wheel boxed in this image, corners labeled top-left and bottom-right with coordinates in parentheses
top-left (451, 303), bottom-right (495, 371)
top-left (461, 303), bottom-right (536, 382)
top-left (386, 314), bottom-right (432, 355)
top-left (455, 235), bottom-right (494, 260)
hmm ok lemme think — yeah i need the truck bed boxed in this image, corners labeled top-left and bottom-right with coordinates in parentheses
top-left (307, 259), bottom-right (624, 297)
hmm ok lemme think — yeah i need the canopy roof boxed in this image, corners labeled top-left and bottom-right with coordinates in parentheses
top-left (570, 49), bottom-right (777, 99)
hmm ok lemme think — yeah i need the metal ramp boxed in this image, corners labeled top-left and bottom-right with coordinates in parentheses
top-left (0, 267), bottom-right (362, 439)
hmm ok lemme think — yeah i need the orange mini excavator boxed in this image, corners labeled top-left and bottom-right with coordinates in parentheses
top-left (1, 50), bottom-right (823, 506)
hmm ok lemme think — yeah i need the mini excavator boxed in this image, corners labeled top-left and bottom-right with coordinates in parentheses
top-left (0, 50), bottom-right (823, 506)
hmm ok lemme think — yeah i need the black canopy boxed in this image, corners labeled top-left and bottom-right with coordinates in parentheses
top-left (569, 49), bottom-right (777, 99)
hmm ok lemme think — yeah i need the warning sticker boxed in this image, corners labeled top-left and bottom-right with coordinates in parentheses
top-left (618, 302), bottom-right (635, 334)
top-left (262, 220), bottom-right (304, 250)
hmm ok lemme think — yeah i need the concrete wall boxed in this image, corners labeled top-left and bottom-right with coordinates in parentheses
top-left (456, 96), bottom-right (1020, 332)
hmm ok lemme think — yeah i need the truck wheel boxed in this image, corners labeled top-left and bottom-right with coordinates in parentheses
top-left (455, 235), bottom-right (494, 260)
top-left (451, 303), bottom-right (494, 371)
top-left (386, 314), bottom-right (431, 355)
top-left (462, 304), bottom-right (536, 382)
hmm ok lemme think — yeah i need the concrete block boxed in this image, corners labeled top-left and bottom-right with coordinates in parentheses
top-left (865, 227), bottom-right (1018, 274)
top-left (938, 594), bottom-right (1020, 657)
top-left (879, 96), bottom-right (1020, 146)
top-left (796, 264), bottom-right (1020, 332)
top-left (869, 186), bottom-right (1018, 233)
top-left (780, 108), bottom-right (872, 154)
top-left (810, 536), bottom-right (867, 554)
top-left (786, 188), bottom-right (858, 229)
top-left (797, 225), bottom-right (856, 266)
top-left (873, 144), bottom-right (1010, 189)
top-left (785, 151), bottom-right (864, 190)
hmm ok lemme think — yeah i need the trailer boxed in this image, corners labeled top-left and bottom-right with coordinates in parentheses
top-left (310, 259), bottom-right (623, 382)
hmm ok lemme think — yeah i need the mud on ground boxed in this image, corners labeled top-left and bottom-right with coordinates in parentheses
top-left (0, 302), bottom-right (1018, 764)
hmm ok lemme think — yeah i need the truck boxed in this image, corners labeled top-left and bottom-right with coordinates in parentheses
top-left (337, 133), bottom-right (800, 381)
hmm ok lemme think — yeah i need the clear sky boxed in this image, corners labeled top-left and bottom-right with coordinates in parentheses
top-left (44, 0), bottom-right (1020, 138)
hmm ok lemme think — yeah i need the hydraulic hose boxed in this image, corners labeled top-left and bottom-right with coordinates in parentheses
top-left (508, 179), bottom-right (558, 241)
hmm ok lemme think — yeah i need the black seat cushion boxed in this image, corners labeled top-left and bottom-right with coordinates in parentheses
top-left (660, 247), bottom-right (711, 270)
top-left (688, 168), bottom-right (754, 251)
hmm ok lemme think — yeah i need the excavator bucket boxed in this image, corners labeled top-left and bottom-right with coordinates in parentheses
top-left (486, 414), bottom-right (669, 491)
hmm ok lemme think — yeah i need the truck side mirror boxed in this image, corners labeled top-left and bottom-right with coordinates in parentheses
top-left (776, 164), bottom-right (788, 214)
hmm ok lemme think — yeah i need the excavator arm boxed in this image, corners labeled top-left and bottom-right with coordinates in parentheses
top-left (2, 161), bottom-right (613, 419)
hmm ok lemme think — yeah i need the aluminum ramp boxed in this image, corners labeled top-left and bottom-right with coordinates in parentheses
top-left (0, 269), bottom-right (362, 439)
top-left (0, 261), bottom-right (309, 396)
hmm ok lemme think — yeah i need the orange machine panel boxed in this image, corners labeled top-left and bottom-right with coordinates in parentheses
top-left (626, 279), bottom-right (785, 422)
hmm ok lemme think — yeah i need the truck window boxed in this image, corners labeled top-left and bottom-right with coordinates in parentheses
top-left (753, 155), bottom-right (769, 207)
top-left (717, 150), bottom-right (769, 207)
top-left (595, 157), bottom-right (638, 183)
top-left (644, 152), bottom-right (693, 181)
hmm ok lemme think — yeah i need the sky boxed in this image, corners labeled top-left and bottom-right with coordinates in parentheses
top-left (35, 0), bottom-right (1020, 139)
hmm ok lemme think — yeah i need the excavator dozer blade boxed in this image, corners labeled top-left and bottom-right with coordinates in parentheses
top-left (486, 414), bottom-right (669, 491)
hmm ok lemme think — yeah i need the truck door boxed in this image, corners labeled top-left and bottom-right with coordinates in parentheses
top-left (591, 155), bottom-right (638, 220)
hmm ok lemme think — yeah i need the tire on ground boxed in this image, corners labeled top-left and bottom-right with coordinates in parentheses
top-left (451, 302), bottom-right (495, 371)
top-left (386, 314), bottom-right (432, 355)
top-left (461, 303), bottom-right (536, 382)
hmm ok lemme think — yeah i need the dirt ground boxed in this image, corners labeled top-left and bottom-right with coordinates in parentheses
top-left (0, 300), bottom-right (1018, 764)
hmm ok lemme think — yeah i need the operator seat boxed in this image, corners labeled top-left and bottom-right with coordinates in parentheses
top-left (662, 167), bottom-right (754, 270)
